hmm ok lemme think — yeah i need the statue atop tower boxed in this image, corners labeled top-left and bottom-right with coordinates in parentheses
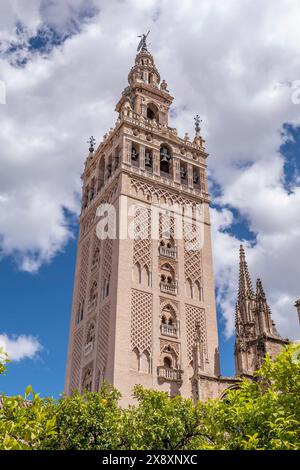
top-left (137, 31), bottom-right (150, 52)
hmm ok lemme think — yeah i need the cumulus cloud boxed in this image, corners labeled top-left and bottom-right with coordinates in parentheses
top-left (0, 0), bottom-right (299, 339)
top-left (0, 334), bottom-right (42, 362)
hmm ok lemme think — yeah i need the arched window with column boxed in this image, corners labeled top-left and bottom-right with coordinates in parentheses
top-left (91, 247), bottom-right (100, 270)
top-left (133, 262), bottom-right (141, 284)
top-left (160, 303), bottom-right (178, 337)
top-left (102, 277), bottom-right (110, 299)
top-left (84, 322), bottom-right (95, 356)
top-left (141, 265), bottom-right (151, 287)
top-left (76, 300), bottom-right (84, 324)
top-left (160, 262), bottom-right (177, 294)
top-left (86, 322), bottom-right (95, 345)
top-left (194, 280), bottom-right (204, 301)
top-left (140, 350), bottom-right (151, 374)
top-left (82, 367), bottom-right (93, 392)
top-left (89, 281), bottom-right (98, 310)
top-left (130, 347), bottom-right (139, 371)
top-left (159, 236), bottom-right (177, 259)
top-left (186, 278), bottom-right (193, 299)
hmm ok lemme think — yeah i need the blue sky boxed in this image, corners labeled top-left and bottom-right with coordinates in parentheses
top-left (0, 239), bottom-right (76, 397)
top-left (1, 0), bottom-right (300, 397)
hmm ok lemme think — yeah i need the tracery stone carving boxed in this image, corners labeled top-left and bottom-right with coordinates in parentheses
top-left (102, 238), bottom-right (113, 298)
top-left (96, 303), bottom-right (110, 377)
top-left (160, 298), bottom-right (179, 315)
top-left (133, 206), bottom-right (152, 269)
top-left (160, 340), bottom-right (180, 357)
top-left (78, 237), bottom-right (91, 304)
top-left (184, 222), bottom-right (202, 283)
top-left (159, 210), bottom-right (175, 239)
top-left (91, 231), bottom-right (101, 271)
top-left (130, 178), bottom-right (202, 207)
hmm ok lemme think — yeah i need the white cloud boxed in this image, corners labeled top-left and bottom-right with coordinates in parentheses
top-left (0, 0), bottom-right (299, 340)
top-left (0, 334), bottom-right (42, 362)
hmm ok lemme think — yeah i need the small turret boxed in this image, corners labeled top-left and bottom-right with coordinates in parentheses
top-left (116, 32), bottom-right (173, 126)
top-left (193, 115), bottom-right (205, 148)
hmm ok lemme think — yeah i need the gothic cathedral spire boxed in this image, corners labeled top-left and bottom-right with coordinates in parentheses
top-left (238, 245), bottom-right (254, 300)
top-left (235, 246), bottom-right (288, 377)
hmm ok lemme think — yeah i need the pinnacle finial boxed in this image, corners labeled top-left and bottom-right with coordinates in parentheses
top-left (256, 278), bottom-right (266, 300)
top-left (194, 115), bottom-right (202, 134)
top-left (240, 244), bottom-right (246, 260)
top-left (87, 136), bottom-right (96, 154)
top-left (238, 244), bottom-right (254, 299)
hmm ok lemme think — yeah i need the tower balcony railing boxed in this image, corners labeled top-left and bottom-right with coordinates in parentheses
top-left (160, 281), bottom-right (177, 295)
top-left (160, 324), bottom-right (178, 338)
top-left (159, 246), bottom-right (177, 260)
top-left (157, 366), bottom-right (183, 383)
top-left (84, 341), bottom-right (94, 357)
top-left (160, 171), bottom-right (173, 180)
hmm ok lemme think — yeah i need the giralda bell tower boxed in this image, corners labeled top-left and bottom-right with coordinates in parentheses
top-left (65, 35), bottom-right (220, 406)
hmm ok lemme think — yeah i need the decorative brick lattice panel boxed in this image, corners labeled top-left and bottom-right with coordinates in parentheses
top-left (81, 206), bottom-right (97, 238)
top-left (91, 231), bottom-right (101, 267)
top-left (131, 178), bottom-right (199, 207)
top-left (159, 211), bottom-right (175, 239)
top-left (133, 206), bottom-right (151, 269)
top-left (96, 303), bottom-right (110, 374)
top-left (78, 237), bottom-right (91, 301)
top-left (80, 177), bottom-right (119, 239)
top-left (131, 289), bottom-right (153, 354)
top-left (185, 304), bottom-right (207, 362)
top-left (70, 327), bottom-right (84, 391)
top-left (102, 238), bottom-right (113, 280)
top-left (184, 223), bottom-right (202, 283)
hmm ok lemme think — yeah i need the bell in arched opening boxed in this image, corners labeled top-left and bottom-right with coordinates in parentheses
top-left (160, 145), bottom-right (172, 174)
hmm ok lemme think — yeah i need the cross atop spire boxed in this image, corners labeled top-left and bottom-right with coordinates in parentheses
top-left (238, 245), bottom-right (254, 299)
